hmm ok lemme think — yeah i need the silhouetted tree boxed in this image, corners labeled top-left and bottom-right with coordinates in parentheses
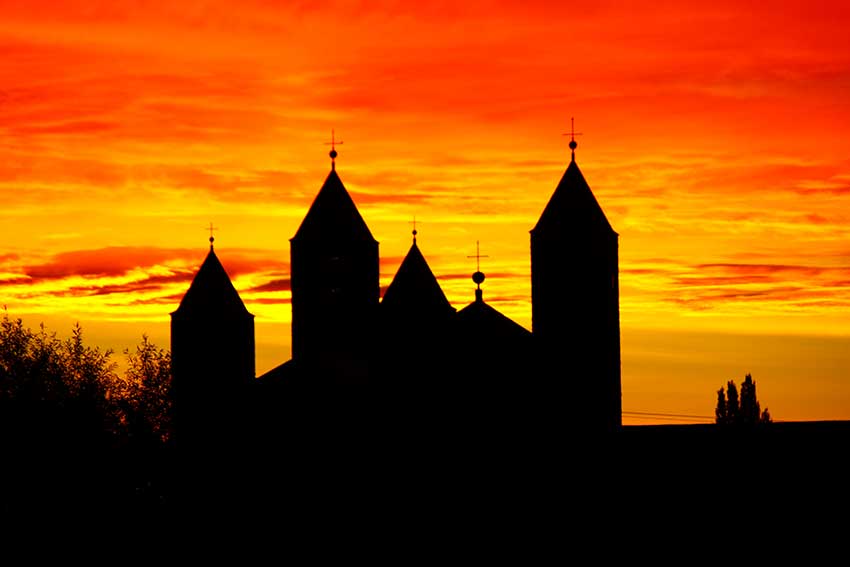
top-left (726, 380), bottom-right (739, 424)
top-left (0, 311), bottom-right (173, 448)
top-left (715, 374), bottom-right (771, 426)
top-left (121, 335), bottom-right (172, 444)
top-left (63, 322), bottom-right (121, 442)
top-left (739, 373), bottom-right (760, 426)
top-left (716, 388), bottom-right (728, 425)
top-left (0, 312), bottom-right (117, 447)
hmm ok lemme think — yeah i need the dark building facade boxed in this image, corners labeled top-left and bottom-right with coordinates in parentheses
top-left (172, 139), bottom-right (621, 435)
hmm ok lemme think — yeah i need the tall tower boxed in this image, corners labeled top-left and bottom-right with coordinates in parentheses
top-left (171, 234), bottom-right (255, 440)
top-left (530, 127), bottom-right (621, 429)
top-left (289, 143), bottom-right (379, 381)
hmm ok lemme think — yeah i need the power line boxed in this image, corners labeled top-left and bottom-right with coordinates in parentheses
top-left (623, 410), bottom-right (715, 420)
top-left (623, 414), bottom-right (714, 423)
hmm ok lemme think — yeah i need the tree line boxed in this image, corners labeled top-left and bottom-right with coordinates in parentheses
top-left (0, 310), bottom-right (171, 450)
top-left (716, 373), bottom-right (772, 426)
top-left (2, 308), bottom-right (778, 450)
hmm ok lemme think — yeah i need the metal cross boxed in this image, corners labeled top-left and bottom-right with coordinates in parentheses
top-left (324, 128), bottom-right (343, 151)
top-left (467, 240), bottom-right (489, 272)
top-left (409, 216), bottom-right (420, 238)
top-left (562, 116), bottom-right (583, 143)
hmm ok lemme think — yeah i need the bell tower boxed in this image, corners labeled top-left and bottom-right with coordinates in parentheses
top-left (171, 233), bottom-right (255, 441)
top-left (530, 122), bottom-right (621, 429)
top-left (289, 138), bottom-right (379, 382)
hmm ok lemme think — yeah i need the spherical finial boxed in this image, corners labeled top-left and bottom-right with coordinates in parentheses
top-left (569, 139), bottom-right (577, 151)
top-left (412, 229), bottom-right (418, 237)
top-left (472, 271), bottom-right (485, 285)
top-left (329, 148), bottom-right (338, 160)
top-left (209, 235), bottom-right (214, 246)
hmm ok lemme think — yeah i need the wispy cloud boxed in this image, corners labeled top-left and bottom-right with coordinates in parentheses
top-left (246, 278), bottom-right (291, 293)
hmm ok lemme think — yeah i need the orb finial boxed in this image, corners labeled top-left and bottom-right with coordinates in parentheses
top-left (466, 240), bottom-right (489, 302)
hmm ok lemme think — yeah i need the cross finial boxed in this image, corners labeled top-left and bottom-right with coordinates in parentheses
top-left (207, 222), bottom-right (218, 248)
top-left (467, 240), bottom-right (489, 300)
top-left (409, 216), bottom-right (419, 242)
top-left (324, 129), bottom-right (344, 170)
top-left (562, 117), bottom-right (583, 162)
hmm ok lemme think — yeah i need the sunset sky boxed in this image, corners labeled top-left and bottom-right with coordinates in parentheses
top-left (2, 1), bottom-right (849, 424)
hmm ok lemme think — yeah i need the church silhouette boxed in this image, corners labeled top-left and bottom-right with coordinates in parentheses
top-left (170, 132), bottom-right (621, 442)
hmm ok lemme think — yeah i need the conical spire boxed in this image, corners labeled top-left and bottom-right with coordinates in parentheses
top-left (382, 235), bottom-right (453, 317)
top-left (173, 246), bottom-right (251, 318)
top-left (531, 157), bottom-right (616, 236)
top-left (291, 168), bottom-right (375, 244)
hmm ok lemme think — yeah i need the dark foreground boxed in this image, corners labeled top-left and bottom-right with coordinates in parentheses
top-left (4, 420), bottom-right (849, 524)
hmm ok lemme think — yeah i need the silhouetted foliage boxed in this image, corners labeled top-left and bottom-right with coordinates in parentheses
top-left (739, 373), bottom-right (760, 426)
top-left (715, 387), bottom-right (728, 425)
top-left (725, 380), bottom-right (739, 424)
top-left (716, 374), bottom-right (771, 426)
top-left (0, 310), bottom-right (172, 448)
top-left (120, 335), bottom-right (173, 444)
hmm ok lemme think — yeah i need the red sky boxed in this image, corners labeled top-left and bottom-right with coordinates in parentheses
top-left (2, 1), bottom-right (850, 423)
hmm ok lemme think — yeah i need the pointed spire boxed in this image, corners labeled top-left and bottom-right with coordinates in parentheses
top-left (382, 234), bottom-right (454, 318)
top-left (532, 123), bottom-right (616, 237)
top-left (173, 244), bottom-right (252, 318)
top-left (291, 167), bottom-right (375, 243)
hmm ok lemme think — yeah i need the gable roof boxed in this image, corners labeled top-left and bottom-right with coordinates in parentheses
top-left (531, 158), bottom-right (616, 236)
top-left (381, 239), bottom-right (455, 318)
top-left (291, 169), bottom-right (376, 244)
top-left (172, 247), bottom-right (252, 318)
top-left (455, 296), bottom-right (532, 345)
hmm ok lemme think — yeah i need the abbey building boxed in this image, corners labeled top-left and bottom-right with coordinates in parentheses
top-left (170, 136), bottom-right (621, 437)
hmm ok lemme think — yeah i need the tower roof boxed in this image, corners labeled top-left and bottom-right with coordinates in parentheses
top-left (456, 298), bottom-right (532, 344)
top-left (292, 169), bottom-right (376, 244)
top-left (173, 247), bottom-right (252, 318)
top-left (382, 239), bottom-right (454, 317)
top-left (531, 159), bottom-right (616, 236)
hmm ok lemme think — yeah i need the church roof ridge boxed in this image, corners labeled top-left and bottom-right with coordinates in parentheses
top-left (456, 296), bottom-right (532, 339)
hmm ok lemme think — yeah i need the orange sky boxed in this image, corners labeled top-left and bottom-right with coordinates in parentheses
top-left (2, 1), bottom-right (849, 424)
